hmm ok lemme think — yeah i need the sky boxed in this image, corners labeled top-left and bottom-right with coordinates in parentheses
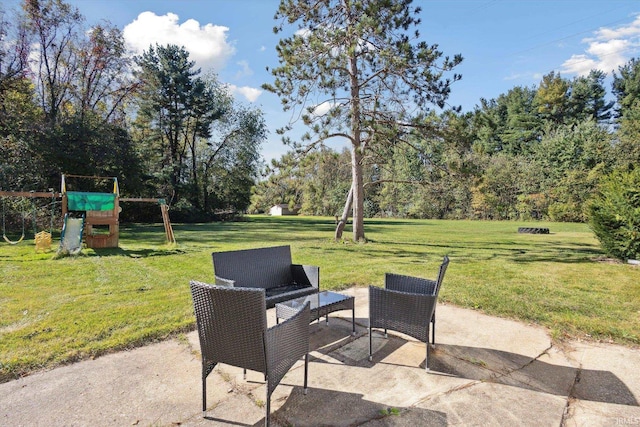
top-left (4, 0), bottom-right (640, 163)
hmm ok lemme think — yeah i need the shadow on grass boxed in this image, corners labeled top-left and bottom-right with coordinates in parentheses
top-left (86, 247), bottom-right (187, 258)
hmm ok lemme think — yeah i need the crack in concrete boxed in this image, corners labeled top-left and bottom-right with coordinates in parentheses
top-left (410, 342), bottom-right (557, 410)
top-left (489, 342), bottom-right (554, 381)
top-left (560, 366), bottom-right (582, 427)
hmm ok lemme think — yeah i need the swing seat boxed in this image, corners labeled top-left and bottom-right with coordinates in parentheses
top-left (3, 232), bottom-right (25, 245)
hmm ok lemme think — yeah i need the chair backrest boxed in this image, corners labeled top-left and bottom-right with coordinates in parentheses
top-left (212, 245), bottom-right (293, 289)
top-left (190, 281), bottom-right (268, 374)
top-left (434, 255), bottom-right (449, 296)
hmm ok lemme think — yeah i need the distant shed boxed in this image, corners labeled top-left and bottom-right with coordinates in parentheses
top-left (269, 204), bottom-right (300, 216)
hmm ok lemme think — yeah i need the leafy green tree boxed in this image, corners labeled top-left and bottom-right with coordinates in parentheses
top-left (1, 8), bottom-right (45, 190)
top-left (249, 152), bottom-right (305, 214)
top-left (134, 44), bottom-right (220, 204)
top-left (22, 0), bottom-right (83, 125)
top-left (472, 154), bottom-right (534, 220)
top-left (265, 0), bottom-right (462, 241)
top-left (612, 58), bottom-right (640, 119)
top-left (533, 120), bottom-right (613, 221)
top-left (588, 167), bottom-right (640, 260)
top-left (614, 99), bottom-right (640, 170)
top-left (534, 71), bottom-right (570, 124)
top-left (74, 23), bottom-right (137, 124)
top-left (202, 102), bottom-right (265, 214)
top-left (568, 70), bottom-right (613, 123)
top-left (299, 147), bottom-right (351, 216)
top-left (473, 86), bottom-right (541, 156)
top-left (376, 142), bottom-right (425, 217)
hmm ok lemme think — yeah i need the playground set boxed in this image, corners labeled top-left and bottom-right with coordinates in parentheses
top-left (0, 174), bottom-right (175, 254)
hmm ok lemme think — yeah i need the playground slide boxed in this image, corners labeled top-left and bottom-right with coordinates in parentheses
top-left (58, 214), bottom-right (84, 255)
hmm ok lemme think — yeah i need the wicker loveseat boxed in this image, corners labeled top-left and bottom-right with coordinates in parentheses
top-left (212, 245), bottom-right (319, 308)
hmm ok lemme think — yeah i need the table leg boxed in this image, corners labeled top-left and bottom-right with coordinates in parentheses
top-left (352, 305), bottom-right (356, 335)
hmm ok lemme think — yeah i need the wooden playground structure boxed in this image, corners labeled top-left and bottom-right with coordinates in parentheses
top-left (0, 174), bottom-right (175, 250)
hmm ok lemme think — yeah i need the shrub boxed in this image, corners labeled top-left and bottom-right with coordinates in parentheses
top-left (587, 168), bottom-right (640, 260)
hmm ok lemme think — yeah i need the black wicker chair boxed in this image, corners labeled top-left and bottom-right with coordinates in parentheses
top-left (190, 280), bottom-right (310, 426)
top-left (368, 255), bottom-right (449, 371)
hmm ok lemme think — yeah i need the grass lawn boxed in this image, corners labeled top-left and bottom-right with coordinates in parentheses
top-left (1, 215), bottom-right (639, 382)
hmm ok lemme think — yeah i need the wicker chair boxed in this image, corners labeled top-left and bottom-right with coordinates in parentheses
top-left (368, 255), bottom-right (449, 371)
top-left (190, 280), bottom-right (310, 426)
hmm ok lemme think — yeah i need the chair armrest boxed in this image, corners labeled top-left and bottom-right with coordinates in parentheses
top-left (291, 264), bottom-right (319, 289)
top-left (385, 273), bottom-right (437, 295)
top-left (369, 286), bottom-right (436, 343)
top-left (265, 302), bottom-right (310, 395)
top-left (214, 275), bottom-right (235, 287)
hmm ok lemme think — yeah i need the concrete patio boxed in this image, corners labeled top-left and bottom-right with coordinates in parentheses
top-left (1, 287), bottom-right (639, 426)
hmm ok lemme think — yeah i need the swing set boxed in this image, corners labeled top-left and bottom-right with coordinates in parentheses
top-left (1, 191), bottom-right (58, 250)
top-left (1, 175), bottom-right (176, 251)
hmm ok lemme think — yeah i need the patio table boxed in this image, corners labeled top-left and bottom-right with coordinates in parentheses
top-left (276, 290), bottom-right (356, 335)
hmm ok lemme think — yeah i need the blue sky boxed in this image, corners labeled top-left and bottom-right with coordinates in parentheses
top-left (5, 0), bottom-right (640, 162)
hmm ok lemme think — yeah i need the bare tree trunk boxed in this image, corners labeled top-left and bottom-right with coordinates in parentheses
top-left (334, 185), bottom-right (353, 240)
top-left (348, 43), bottom-right (366, 242)
top-left (351, 146), bottom-right (365, 241)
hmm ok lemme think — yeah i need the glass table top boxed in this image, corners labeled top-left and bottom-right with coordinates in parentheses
top-left (278, 290), bottom-right (351, 311)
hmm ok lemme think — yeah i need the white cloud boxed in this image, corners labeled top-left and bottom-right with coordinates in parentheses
top-left (235, 60), bottom-right (253, 79)
top-left (311, 101), bottom-right (333, 116)
top-left (226, 84), bottom-right (263, 102)
top-left (561, 13), bottom-right (640, 76)
top-left (123, 12), bottom-right (235, 72)
top-left (561, 54), bottom-right (598, 75)
top-left (590, 15), bottom-right (640, 41)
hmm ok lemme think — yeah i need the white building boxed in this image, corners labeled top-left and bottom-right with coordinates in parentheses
top-left (269, 204), bottom-right (300, 216)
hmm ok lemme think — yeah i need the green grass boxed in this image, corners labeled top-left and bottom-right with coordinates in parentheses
top-left (1, 216), bottom-right (639, 382)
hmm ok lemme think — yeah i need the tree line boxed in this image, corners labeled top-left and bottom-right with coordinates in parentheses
top-left (3, 0), bottom-right (639, 233)
top-left (252, 64), bottom-right (640, 224)
top-left (0, 0), bottom-right (265, 222)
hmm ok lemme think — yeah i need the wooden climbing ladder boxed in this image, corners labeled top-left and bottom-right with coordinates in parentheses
top-left (160, 203), bottom-right (176, 244)
top-left (120, 198), bottom-right (176, 244)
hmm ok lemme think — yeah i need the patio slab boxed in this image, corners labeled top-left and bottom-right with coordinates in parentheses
top-left (1, 286), bottom-right (638, 426)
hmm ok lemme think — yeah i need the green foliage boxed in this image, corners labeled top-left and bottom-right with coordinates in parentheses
top-left (534, 72), bottom-right (570, 124)
top-left (612, 58), bottom-right (640, 117)
top-left (134, 46), bottom-right (264, 215)
top-left (588, 168), bottom-right (640, 260)
top-left (614, 99), bottom-right (640, 170)
top-left (568, 70), bottom-right (613, 123)
top-left (473, 85), bottom-right (542, 156)
top-left (379, 407), bottom-right (401, 417)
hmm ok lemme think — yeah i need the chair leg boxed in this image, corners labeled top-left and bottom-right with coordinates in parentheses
top-left (202, 368), bottom-right (207, 416)
top-left (243, 368), bottom-right (247, 380)
top-left (425, 339), bottom-right (430, 372)
top-left (431, 313), bottom-right (436, 345)
top-left (368, 325), bottom-right (373, 361)
top-left (265, 392), bottom-right (271, 427)
top-left (304, 353), bottom-right (309, 395)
